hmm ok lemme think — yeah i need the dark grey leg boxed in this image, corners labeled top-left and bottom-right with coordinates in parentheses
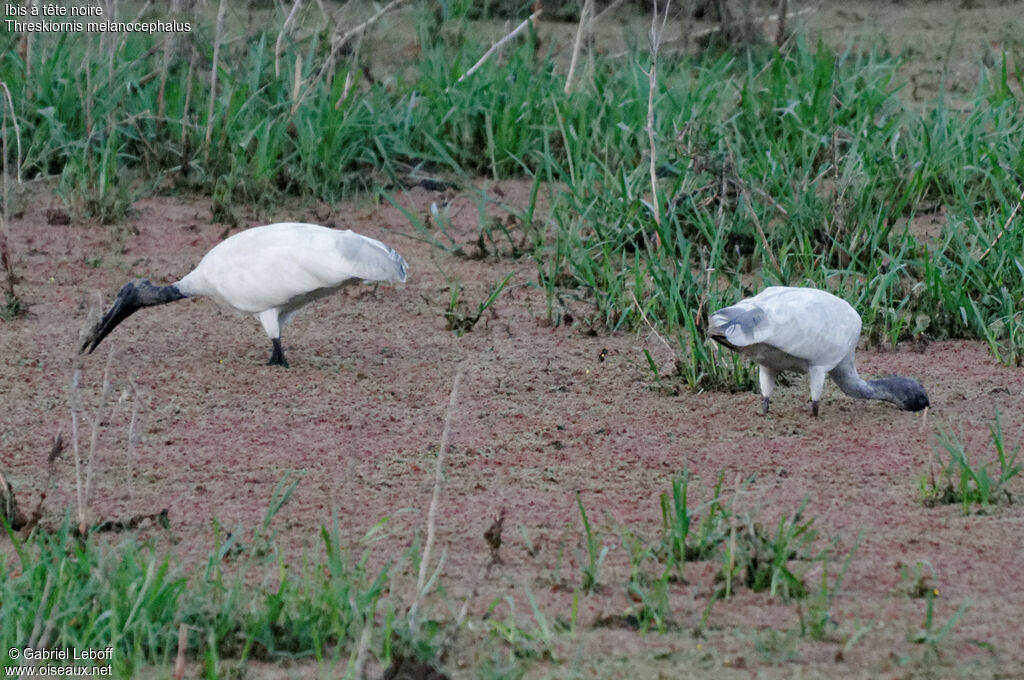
top-left (268, 338), bottom-right (289, 367)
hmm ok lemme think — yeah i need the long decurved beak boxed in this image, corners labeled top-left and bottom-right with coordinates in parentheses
top-left (80, 283), bottom-right (141, 354)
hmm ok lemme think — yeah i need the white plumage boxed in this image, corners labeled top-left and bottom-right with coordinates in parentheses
top-left (708, 286), bottom-right (929, 416)
top-left (81, 223), bottom-right (408, 367)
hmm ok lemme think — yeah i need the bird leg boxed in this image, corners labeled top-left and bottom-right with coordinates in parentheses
top-left (808, 366), bottom-right (826, 418)
top-left (268, 338), bottom-right (289, 368)
top-left (758, 365), bottom-right (776, 416)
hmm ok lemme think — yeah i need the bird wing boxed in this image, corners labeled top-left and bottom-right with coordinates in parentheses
top-left (709, 287), bottom-right (861, 368)
top-left (180, 223), bottom-right (408, 313)
top-left (708, 301), bottom-right (772, 347)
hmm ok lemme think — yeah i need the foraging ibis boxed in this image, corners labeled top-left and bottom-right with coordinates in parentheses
top-left (80, 223), bottom-right (408, 367)
top-left (708, 286), bottom-right (929, 416)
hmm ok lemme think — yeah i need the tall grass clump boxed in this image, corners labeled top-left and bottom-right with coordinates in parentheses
top-left (525, 36), bottom-right (1024, 387)
top-left (0, 509), bottom-right (439, 675)
top-left (2, 5), bottom-right (1023, 379)
top-left (922, 410), bottom-right (1022, 513)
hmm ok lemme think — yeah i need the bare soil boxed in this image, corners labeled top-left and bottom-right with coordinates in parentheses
top-left (4, 179), bottom-right (1024, 678)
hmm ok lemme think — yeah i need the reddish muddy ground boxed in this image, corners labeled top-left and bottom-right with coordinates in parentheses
top-left (3, 179), bottom-right (1024, 678)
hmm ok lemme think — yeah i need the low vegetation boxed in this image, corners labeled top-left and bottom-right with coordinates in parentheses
top-left (3, 3), bottom-right (1023, 388)
top-left (921, 410), bottom-right (1022, 513)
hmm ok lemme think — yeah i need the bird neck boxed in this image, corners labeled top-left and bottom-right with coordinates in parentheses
top-left (830, 367), bottom-right (877, 401)
top-left (833, 368), bottom-right (927, 411)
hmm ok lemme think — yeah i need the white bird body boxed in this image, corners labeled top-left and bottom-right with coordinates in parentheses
top-left (82, 223), bottom-right (408, 367)
top-left (709, 286), bottom-right (929, 416)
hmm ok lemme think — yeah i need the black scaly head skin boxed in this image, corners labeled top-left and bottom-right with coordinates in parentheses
top-left (873, 376), bottom-right (930, 412)
top-left (80, 279), bottom-right (186, 354)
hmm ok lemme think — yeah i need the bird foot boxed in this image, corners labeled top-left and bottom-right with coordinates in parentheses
top-left (268, 339), bottom-right (289, 368)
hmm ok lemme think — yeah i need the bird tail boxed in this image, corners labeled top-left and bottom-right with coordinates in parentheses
top-left (707, 305), bottom-right (766, 347)
top-left (391, 249), bottom-right (409, 283)
top-left (342, 231), bottom-right (409, 283)
top-left (375, 244), bottom-right (408, 283)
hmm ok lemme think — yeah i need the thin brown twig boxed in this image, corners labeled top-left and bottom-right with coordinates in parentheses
top-left (693, 266), bottom-right (716, 331)
top-left (0, 82), bottom-right (23, 185)
top-left (291, 52), bottom-right (303, 107)
top-left (22, 0), bottom-right (38, 78)
top-left (126, 376), bottom-right (143, 483)
top-left (978, 185), bottom-right (1024, 262)
top-left (83, 346), bottom-right (115, 521)
top-left (775, 0), bottom-right (788, 47)
top-left (645, 0), bottom-right (670, 227)
top-left (456, 11), bottom-right (543, 86)
top-left (294, 0), bottom-right (412, 113)
top-left (27, 570), bottom-right (55, 654)
top-left (565, 0), bottom-right (593, 93)
top-left (409, 367), bottom-right (463, 630)
top-left (591, 0), bottom-right (629, 25)
top-left (157, 0), bottom-right (180, 122)
top-left (351, 620), bottom-right (373, 680)
top-left (275, 0), bottom-right (304, 78)
top-left (740, 186), bottom-right (780, 273)
top-left (0, 91), bottom-right (12, 301)
top-left (604, 6), bottom-right (816, 59)
top-left (204, 0), bottom-right (227, 163)
top-left (180, 50), bottom-right (194, 175)
top-left (630, 290), bottom-right (673, 354)
top-left (335, 32), bottom-right (363, 109)
top-left (313, 0), bottom-right (333, 27)
top-left (173, 624), bottom-right (188, 680)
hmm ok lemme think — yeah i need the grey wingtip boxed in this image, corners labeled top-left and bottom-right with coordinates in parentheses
top-left (396, 254), bottom-right (409, 283)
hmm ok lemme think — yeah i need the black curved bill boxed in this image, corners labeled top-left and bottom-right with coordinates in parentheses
top-left (80, 285), bottom-right (141, 354)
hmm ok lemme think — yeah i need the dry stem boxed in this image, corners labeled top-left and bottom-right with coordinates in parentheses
top-left (0, 82), bottom-right (23, 185)
top-left (630, 290), bottom-right (673, 354)
top-left (295, 0), bottom-right (412, 113)
top-left (276, 0), bottom-right (304, 78)
top-left (173, 624), bottom-right (188, 680)
top-left (71, 344), bottom-right (116, 535)
top-left (776, 0), bottom-right (789, 46)
top-left (204, 0), bottom-right (228, 162)
top-left (644, 0), bottom-right (671, 227)
top-left (0, 86), bottom-right (13, 301)
top-left (409, 367), bottom-right (463, 631)
top-left (456, 11), bottom-right (543, 86)
top-left (565, 0), bottom-right (593, 93)
top-left (740, 185), bottom-right (780, 273)
top-left (978, 184), bottom-right (1024, 262)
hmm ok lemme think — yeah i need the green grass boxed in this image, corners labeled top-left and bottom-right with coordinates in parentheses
top-left (0, 466), bottom-right (981, 677)
top-left (911, 588), bottom-right (969, 662)
top-left (0, 507), bottom-right (443, 677)
top-left (4, 5), bottom-right (1023, 382)
top-left (921, 410), bottom-right (1022, 513)
top-left (575, 493), bottom-right (610, 593)
top-left (444, 271), bottom-right (515, 335)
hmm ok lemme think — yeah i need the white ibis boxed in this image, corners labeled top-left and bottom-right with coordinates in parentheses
top-left (708, 286), bottom-right (929, 416)
top-left (80, 223), bottom-right (409, 367)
